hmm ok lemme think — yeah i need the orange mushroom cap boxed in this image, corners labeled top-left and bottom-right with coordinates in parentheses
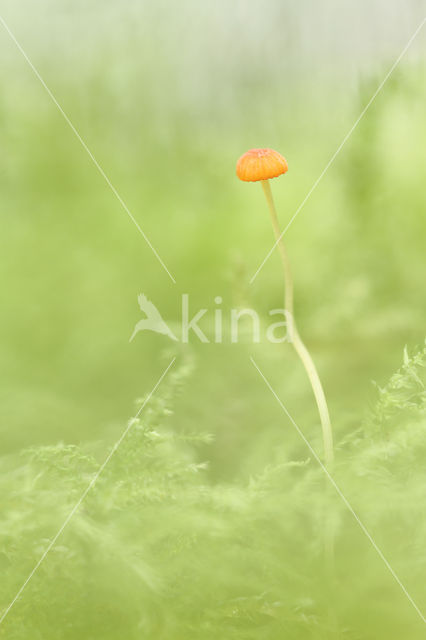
top-left (236, 148), bottom-right (288, 182)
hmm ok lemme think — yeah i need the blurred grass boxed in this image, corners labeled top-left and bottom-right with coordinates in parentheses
top-left (1, 59), bottom-right (425, 452)
top-left (0, 2), bottom-right (425, 637)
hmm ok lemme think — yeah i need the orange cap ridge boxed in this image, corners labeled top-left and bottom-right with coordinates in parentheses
top-left (236, 148), bottom-right (288, 182)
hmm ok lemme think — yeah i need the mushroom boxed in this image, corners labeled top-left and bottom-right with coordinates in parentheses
top-left (236, 148), bottom-right (333, 465)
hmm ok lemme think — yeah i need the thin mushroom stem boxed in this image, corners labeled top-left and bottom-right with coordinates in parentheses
top-left (261, 179), bottom-right (334, 466)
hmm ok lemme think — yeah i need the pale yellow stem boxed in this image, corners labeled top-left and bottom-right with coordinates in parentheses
top-left (261, 179), bottom-right (334, 465)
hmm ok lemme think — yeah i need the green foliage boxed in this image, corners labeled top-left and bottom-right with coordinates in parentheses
top-left (1, 6), bottom-right (425, 637)
top-left (1, 347), bottom-right (425, 639)
top-left (368, 343), bottom-right (426, 435)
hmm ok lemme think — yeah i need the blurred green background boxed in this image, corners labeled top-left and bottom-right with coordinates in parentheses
top-left (0, 1), bottom-right (425, 638)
